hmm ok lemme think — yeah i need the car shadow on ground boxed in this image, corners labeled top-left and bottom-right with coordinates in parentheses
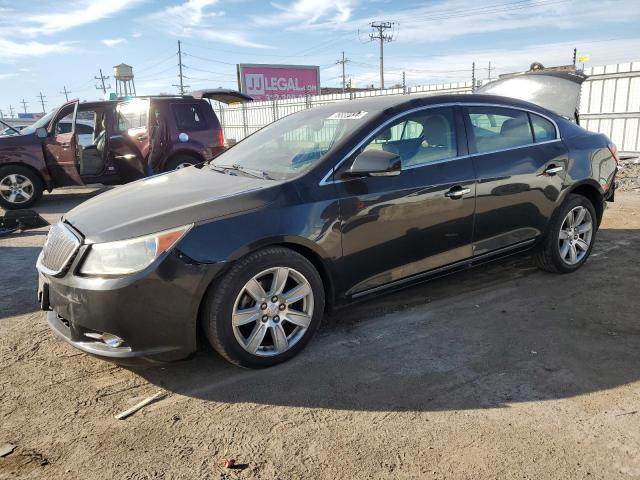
top-left (0, 247), bottom-right (42, 318)
top-left (132, 227), bottom-right (640, 412)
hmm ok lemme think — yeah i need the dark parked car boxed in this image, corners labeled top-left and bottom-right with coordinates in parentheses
top-left (37, 71), bottom-right (618, 368)
top-left (0, 90), bottom-right (250, 209)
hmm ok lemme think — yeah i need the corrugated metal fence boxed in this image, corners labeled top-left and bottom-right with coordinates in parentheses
top-left (216, 61), bottom-right (640, 155)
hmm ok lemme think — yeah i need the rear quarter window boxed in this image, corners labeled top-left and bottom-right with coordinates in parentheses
top-left (467, 106), bottom-right (534, 154)
top-left (530, 114), bottom-right (557, 142)
top-left (172, 103), bottom-right (208, 131)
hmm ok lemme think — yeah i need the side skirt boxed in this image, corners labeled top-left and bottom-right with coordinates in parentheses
top-left (344, 238), bottom-right (537, 304)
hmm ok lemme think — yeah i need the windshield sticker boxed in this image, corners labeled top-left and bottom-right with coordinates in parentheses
top-left (328, 111), bottom-right (368, 120)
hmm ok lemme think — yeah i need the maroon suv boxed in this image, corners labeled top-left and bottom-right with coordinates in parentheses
top-left (0, 89), bottom-right (250, 209)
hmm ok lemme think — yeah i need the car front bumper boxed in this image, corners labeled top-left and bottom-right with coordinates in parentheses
top-left (38, 249), bottom-right (219, 364)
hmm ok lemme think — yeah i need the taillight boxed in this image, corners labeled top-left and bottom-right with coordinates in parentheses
top-left (217, 128), bottom-right (224, 147)
top-left (608, 143), bottom-right (620, 164)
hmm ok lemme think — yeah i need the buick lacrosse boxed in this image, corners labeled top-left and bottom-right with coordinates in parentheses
top-left (37, 71), bottom-right (618, 368)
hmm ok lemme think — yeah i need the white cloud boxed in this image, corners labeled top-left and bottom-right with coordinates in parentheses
top-left (194, 29), bottom-right (273, 49)
top-left (24, 0), bottom-right (145, 36)
top-left (0, 73), bottom-right (18, 80)
top-left (146, 0), bottom-right (269, 49)
top-left (101, 38), bottom-right (127, 47)
top-left (0, 38), bottom-right (74, 62)
top-left (132, 32), bottom-right (143, 38)
top-left (309, 0), bottom-right (640, 39)
top-left (252, 0), bottom-right (355, 29)
top-left (254, 0), bottom-right (354, 27)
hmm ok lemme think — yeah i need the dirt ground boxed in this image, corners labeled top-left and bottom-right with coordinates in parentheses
top-left (1, 188), bottom-right (640, 480)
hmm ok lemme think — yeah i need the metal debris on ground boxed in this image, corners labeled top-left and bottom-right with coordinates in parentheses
top-left (0, 444), bottom-right (17, 457)
top-left (115, 391), bottom-right (167, 420)
top-left (0, 209), bottom-right (49, 237)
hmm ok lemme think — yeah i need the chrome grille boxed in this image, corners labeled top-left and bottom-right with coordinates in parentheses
top-left (37, 222), bottom-right (81, 276)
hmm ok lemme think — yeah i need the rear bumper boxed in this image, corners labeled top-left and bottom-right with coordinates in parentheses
top-left (39, 250), bottom-right (220, 364)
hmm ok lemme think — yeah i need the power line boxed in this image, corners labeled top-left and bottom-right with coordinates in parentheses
top-left (95, 69), bottom-right (111, 94)
top-left (369, 21), bottom-right (396, 89)
top-left (36, 93), bottom-right (46, 114)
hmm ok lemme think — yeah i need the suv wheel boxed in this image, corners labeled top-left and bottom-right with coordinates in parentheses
top-left (165, 155), bottom-right (199, 171)
top-left (0, 165), bottom-right (43, 210)
top-left (202, 247), bottom-right (325, 368)
top-left (534, 194), bottom-right (597, 273)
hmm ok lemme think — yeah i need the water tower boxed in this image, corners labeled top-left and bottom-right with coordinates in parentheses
top-left (113, 63), bottom-right (136, 97)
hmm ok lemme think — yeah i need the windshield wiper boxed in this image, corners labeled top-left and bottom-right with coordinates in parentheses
top-left (0, 119), bottom-right (20, 135)
top-left (211, 163), bottom-right (274, 180)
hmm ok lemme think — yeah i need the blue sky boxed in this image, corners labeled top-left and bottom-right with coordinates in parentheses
top-left (1, 0), bottom-right (640, 115)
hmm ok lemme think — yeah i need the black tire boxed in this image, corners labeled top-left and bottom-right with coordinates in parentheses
top-left (202, 247), bottom-right (325, 368)
top-left (533, 193), bottom-right (598, 273)
top-left (0, 165), bottom-right (44, 210)
top-left (164, 155), bottom-right (199, 171)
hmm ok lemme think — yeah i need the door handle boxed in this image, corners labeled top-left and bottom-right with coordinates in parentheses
top-left (445, 186), bottom-right (471, 199)
top-left (539, 165), bottom-right (564, 176)
top-left (136, 134), bottom-right (148, 141)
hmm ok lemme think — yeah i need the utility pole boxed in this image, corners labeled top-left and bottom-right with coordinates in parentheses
top-left (471, 62), bottom-right (476, 92)
top-left (173, 40), bottom-right (188, 95)
top-left (336, 51), bottom-right (351, 93)
top-left (487, 61), bottom-right (494, 81)
top-left (8, 105), bottom-right (15, 118)
top-left (37, 92), bottom-right (47, 114)
top-left (572, 48), bottom-right (577, 66)
top-left (0, 108), bottom-right (4, 119)
top-left (60, 86), bottom-right (71, 102)
top-left (369, 21), bottom-right (395, 90)
top-left (20, 99), bottom-right (28, 114)
top-left (402, 71), bottom-right (406, 94)
top-left (95, 69), bottom-right (110, 94)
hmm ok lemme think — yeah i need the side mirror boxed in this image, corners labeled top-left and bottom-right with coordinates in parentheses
top-left (348, 149), bottom-right (401, 177)
top-left (35, 127), bottom-right (48, 139)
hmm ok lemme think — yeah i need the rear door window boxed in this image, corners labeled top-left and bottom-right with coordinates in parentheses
top-left (467, 107), bottom-right (534, 154)
top-left (172, 103), bottom-right (208, 131)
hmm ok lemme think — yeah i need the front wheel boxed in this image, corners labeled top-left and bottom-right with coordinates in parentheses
top-left (534, 194), bottom-right (598, 273)
top-left (0, 165), bottom-right (43, 210)
top-left (203, 247), bottom-right (325, 368)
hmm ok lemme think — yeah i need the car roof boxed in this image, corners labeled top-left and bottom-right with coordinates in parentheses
top-left (307, 93), bottom-right (559, 118)
top-left (76, 96), bottom-right (205, 109)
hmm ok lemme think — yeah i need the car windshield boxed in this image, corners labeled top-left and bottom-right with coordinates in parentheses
top-left (212, 107), bottom-right (371, 180)
top-left (20, 111), bottom-right (54, 135)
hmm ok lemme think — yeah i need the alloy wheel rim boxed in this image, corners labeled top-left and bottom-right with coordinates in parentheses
top-left (558, 206), bottom-right (593, 265)
top-left (232, 267), bottom-right (314, 357)
top-left (0, 174), bottom-right (34, 204)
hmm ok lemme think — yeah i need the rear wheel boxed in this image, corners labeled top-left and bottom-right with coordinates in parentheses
top-left (534, 194), bottom-right (597, 273)
top-left (202, 247), bottom-right (325, 368)
top-left (164, 155), bottom-right (199, 171)
top-left (0, 165), bottom-right (43, 210)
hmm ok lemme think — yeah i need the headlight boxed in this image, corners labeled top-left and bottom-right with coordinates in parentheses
top-left (79, 224), bottom-right (192, 276)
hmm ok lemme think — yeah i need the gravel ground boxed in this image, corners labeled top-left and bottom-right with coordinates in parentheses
top-left (1, 188), bottom-right (639, 479)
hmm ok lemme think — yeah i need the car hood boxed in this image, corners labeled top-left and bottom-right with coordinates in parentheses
top-left (64, 167), bottom-right (280, 243)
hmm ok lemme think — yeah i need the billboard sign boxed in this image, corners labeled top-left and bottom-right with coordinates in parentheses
top-left (238, 64), bottom-right (320, 101)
